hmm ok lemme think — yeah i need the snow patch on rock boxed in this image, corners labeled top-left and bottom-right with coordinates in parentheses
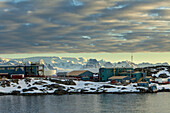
top-left (152, 70), bottom-right (170, 77)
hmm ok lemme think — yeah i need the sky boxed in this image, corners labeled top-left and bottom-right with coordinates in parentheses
top-left (0, 0), bottom-right (170, 63)
top-left (1, 52), bottom-right (170, 64)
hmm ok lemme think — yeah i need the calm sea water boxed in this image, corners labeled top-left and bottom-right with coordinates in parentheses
top-left (0, 93), bottom-right (169, 113)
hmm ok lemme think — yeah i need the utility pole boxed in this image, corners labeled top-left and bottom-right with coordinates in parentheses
top-left (114, 67), bottom-right (115, 76)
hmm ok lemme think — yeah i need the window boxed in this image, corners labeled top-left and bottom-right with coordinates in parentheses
top-left (0, 68), bottom-right (5, 70)
top-left (20, 67), bottom-right (24, 71)
top-left (7, 67), bottom-right (15, 70)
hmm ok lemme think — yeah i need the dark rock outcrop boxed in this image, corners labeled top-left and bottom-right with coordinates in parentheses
top-left (33, 81), bottom-right (47, 85)
top-left (54, 89), bottom-right (67, 95)
top-left (11, 90), bottom-right (20, 95)
top-left (17, 86), bottom-right (21, 89)
top-left (49, 79), bottom-right (76, 85)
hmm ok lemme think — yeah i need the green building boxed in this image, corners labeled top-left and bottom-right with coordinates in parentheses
top-left (99, 68), bottom-right (145, 82)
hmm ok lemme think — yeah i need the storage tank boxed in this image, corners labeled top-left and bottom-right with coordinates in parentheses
top-left (44, 70), bottom-right (57, 76)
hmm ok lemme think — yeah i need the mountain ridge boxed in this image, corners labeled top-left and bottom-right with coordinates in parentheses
top-left (0, 57), bottom-right (169, 72)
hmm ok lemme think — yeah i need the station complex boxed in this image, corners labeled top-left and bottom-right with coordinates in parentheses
top-left (0, 63), bottom-right (169, 86)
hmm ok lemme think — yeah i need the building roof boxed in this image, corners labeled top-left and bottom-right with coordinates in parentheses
top-left (133, 71), bottom-right (143, 74)
top-left (119, 72), bottom-right (130, 74)
top-left (57, 72), bottom-right (67, 74)
top-left (0, 73), bottom-right (8, 75)
top-left (57, 72), bottom-right (68, 76)
top-left (131, 78), bottom-right (136, 80)
top-left (137, 82), bottom-right (148, 84)
top-left (67, 70), bottom-right (90, 76)
top-left (100, 67), bottom-right (133, 69)
top-left (0, 65), bottom-right (23, 67)
top-left (0, 65), bottom-right (41, 67)
top-left (145, 76), bottom-right (152, 78)
top-left (108, 76), bottom-right (129, 80)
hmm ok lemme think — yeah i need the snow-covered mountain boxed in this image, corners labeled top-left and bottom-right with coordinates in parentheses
top-left (0, 57), bottom-right (169, 72)
top-left (83, 59), bottom-right (100, 69)
top-left (113, 61), bottom-right (138, 68)
top-left (99, 59), bottom-right (113, 68)
top-left (138, 62), bottom-right (169, 68)
top-left (0, 57), bottom-right (23, 65)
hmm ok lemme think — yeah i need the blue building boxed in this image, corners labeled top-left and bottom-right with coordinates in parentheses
top-left (0, 66), bottom-right (25, 78)
top-left (137, 82), bottom-right (149, 87)
top-left (99, 68), bottom-right (133, 82)
top-left (99, 68), bottom-right (145, 82)
top-left (0, 63), bottom-right (44, 78)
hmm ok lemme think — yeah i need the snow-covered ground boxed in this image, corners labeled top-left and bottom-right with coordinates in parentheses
top-left (157, 84), bottom-right (170, 90)
top-left (0, 78), bottom-right (55, 94)
top-left (0, 79), bottom-right (140, 94)
top-left (66, 81), bottom-right (140, 93)
top-left (0, 78), bottom-right (169, 95)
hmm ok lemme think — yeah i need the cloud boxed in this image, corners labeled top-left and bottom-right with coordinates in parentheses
top-left (82, 36), bottom-right (91, 39)
top-left (0, 0), bottom-right (169, 53)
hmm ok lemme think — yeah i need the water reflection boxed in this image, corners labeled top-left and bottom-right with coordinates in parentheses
top-left (0, 93), bottom-right (169, 113)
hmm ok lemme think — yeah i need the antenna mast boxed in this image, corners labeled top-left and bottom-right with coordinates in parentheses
top-left (131, 53), bottom-right (133, 63)
top-left (130, 53), bottom-right (134, 77)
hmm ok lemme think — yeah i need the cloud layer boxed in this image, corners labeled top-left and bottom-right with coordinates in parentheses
top-left (0, 0), bottom-right (170, 53)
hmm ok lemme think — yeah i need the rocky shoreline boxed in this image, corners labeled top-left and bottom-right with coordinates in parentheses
top-left (0, 78), bottom-right (169, 96)
top-left (1, 90), bottom-right (170, 96)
